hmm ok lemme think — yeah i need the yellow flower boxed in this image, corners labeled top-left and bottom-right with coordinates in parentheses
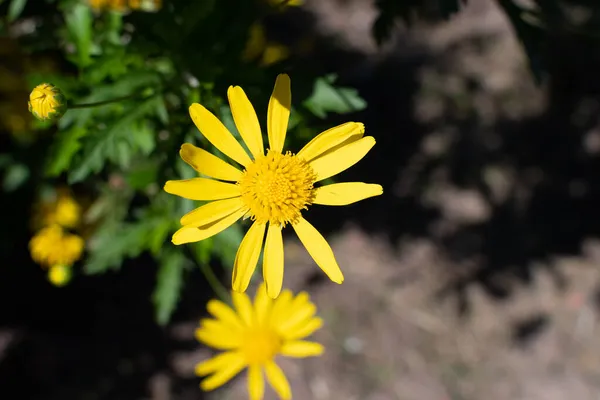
top-left (48, 265), bottom-right (72, 287)
top-left (195, 284), bottom-right (323, 399)
top-left (29, 225), bottom-right (84, 268)
top-left (37, 189), bottom-right (81, 229)
top-left (243, 24), bottom-right (290, 67)
top-left (28, 83), bottom-right (67, 121)
top-left (164, 74), bottom-right (382, 298)
top-left (268, 0), bottom-right (303, 7)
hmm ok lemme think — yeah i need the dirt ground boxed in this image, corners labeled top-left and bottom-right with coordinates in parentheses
top-left (174, 0), bottom-right (600, 399)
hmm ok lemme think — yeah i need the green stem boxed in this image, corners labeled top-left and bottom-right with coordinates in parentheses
top-left (68, 92), bottom-right (151, 109)
top-left (186, 245), bottom-right (231, 304)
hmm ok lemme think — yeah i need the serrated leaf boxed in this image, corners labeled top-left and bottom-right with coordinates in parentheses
top-left (84, 221), bottom-right (153, 274)
top-left (153, 249), bottom-right (187, 325)
top-left (46, 127), bottom-right (87, 177)
top-left (68, 97), bottom-right (160, 183)
top-left (303, 75), bottom-right (367, 118)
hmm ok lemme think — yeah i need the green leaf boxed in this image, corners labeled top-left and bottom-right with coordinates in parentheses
top-left (7, 0), bottom-right (27, 22)
top-left (68, 97), bottom-right (160, 183)
top-left (303, 75), bottom-right (367, 118)
top-left (64, 4), bottom-right (92, 67)
top-left (45, 127), bottom-right (87, 177)
top-left (2, 163), bottom-right (29, 192)
top-left (84, 221), bottom-right (153, 274)
top-left (153, 249), bottom-right (187, 325)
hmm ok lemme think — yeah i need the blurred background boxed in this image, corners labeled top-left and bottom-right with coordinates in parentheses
top-left (3, 0), bottom-right (600, 399)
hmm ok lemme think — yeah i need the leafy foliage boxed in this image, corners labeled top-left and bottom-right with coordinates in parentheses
top-left (2, 0), bottom-right (372, 324)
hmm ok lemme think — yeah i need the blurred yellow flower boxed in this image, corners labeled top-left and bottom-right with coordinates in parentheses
top-left (164, 74), bottom-right (382, 298)
top-left (28, 83), bottom-right (66, 121)
top-left (243, 23), bottom-right (290, 67)
top-left (268, 0), bottom-right (303, 7)
top-left (48, 265), bottom-right (72, 287)
top-left (29, 225), bottom-right (84, 268)
top-left (36, 189), bottom-right (81, 229)
top-left (89, 0), bottom-right (161, 12)
top-left (195, 284), bottom-right (323, 399)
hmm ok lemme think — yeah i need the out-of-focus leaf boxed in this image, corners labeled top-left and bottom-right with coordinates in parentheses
top-left (68, 97), bottom-right (160, 183)
top-left (45, 127), bottom-right (87, 177)
top-left (303, 74), bottom-right (367, 118)
top-left (125, 161), bottom-right (158, 190)
top-left (153, 249), bottom-right (187, 325)
top-left (84, 221), bottom-right (153, 274)
top-left (7, 0), bottom-right (27, 22)
top-left (64, 4), bottom-right (92, 67)
top-left (3, 163), bottom-right (29, 191)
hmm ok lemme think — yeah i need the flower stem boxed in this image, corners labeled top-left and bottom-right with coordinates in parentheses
top-left (185, 245), bottom-right (231, 304)
top-left (68, 92), bottom-right (153, 109)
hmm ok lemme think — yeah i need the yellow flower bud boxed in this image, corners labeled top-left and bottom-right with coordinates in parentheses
top-left (48, 265), bottom-right (72, 287)
top-left (28, 83), bottom-right (67, 122)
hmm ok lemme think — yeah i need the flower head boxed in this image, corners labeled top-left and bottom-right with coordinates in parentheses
top-left (28, 83), bottom-right (67, 121)
top-left (195, 284), bottom-right (323, 399)
top-left (48, 264), bottom-right (72, 287)
top-left (164, 74), bottom-right (382, 298)
top-left (35, 189), bottom-right (81, 230)
top-left (29, 225), bottom-right (84, 268)
top-left (89, 0), bottom-right (161, 12)
top-left (243, 23), bottom-right (290, 67)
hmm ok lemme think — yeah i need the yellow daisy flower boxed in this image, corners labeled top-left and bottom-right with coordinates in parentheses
top-left (36, 189), bottom-right (81, 229)
top-left (164, 74), bottom-right (382, 298)
top-left (242, 23), bottom-right (290, 67)
top-left (29, 225), bottom-right (85, 268)
top-left (195, 284), bottom-right (323, 399)
top-left (28, 83), bottom-right (66, 121)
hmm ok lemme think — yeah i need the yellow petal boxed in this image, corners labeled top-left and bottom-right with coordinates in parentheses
top-left (247, 364), bottom-right (264, 400)
top-left (267, 74), bottom-right (291, 153)
top-left (297, 122), bottom-right (364, 162)
top-left (164, 178), bottom-right (240, 201)
top-left (232, 290), bottom-right (255, 327)
top-left (292, 217), bottom-right (344, 284)
top-left (195, 322), bottom-right (241, 350)
top-left (313, 182), bottom-right (383, 206)
top-left (268, 289), bottom-right (293, 327)
top-left (232, 222), bottom-right (266, 293)
top-left (189, 103), bottom-right (252, 167)
top-left (280, 340), bottom-right (324, 358)
top-left (263, 223), bottom-right (284, 299)
top-left (172, 208), bottom-right (245, 245)
top-left (265, 360), bottom-right (291, 400)
top-left (200, 356), bottom-right (247, 391)
top-left (180, 197), bottom-right (243, 227)
top-left (309, 136), bottom-right (375, 182)
top-left (228, 86), bottom-right (264, 159)
top-left (179, 143), bottom-right (243, 181)
top-left (282, 317), bottom-right (323, 340)
top-left (278, 303), bottom-right (316, 334)
top-left (254, 282), bottom-right (272, 325)
top-left (206, 299), bottom-right (244, 331)
top-left (195, 351), bottom-right (244, 376)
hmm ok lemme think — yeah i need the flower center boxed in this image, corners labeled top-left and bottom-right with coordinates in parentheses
top-left (241, 328), bottom-right (281, 365)
top-left (238, 150), bottom-right (317, 226)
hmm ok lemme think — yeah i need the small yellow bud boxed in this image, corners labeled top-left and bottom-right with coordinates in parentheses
top-left (48, 265), bottom-right (72, 287)
top-left (28, 83), bottom-right (67, 122)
